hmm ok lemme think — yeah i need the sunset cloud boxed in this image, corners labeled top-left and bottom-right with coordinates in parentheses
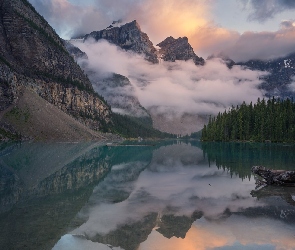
top-left (223, 21), bottom-right (295, 62)
top-left (29, 0), bottom-right (295, 62)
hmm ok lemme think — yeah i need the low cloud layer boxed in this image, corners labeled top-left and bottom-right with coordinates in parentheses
top-left (74, 39), bottom-right (266, 118)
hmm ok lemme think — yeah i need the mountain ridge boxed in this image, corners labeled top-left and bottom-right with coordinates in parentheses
top-left (0, 0), bottom-right (113, 140)
top-left (81, 20), bottom-right (159, 64)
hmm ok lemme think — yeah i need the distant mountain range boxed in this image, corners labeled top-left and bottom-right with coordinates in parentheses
top-left (237, 54), bottom-right (295, 98)
top-left (70, 20), bottom-right (208, 134)
top-left (78, 20), bottom-right (295, 101)
top-left (69, 20), bottom-right (295, 134)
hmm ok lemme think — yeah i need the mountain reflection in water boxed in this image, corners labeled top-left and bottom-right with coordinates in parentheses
top-left (0, 141), bottom-right (295, 250)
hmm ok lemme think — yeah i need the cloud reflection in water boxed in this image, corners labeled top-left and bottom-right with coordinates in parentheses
top-left (54, 143), bottom-right (295, 250)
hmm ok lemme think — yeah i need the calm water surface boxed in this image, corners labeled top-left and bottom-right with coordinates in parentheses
top-left (0, 141), bottom-right (295, 250)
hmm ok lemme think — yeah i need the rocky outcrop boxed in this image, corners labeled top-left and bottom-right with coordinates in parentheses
top-left (252, 166), bottom-right (295, 187)
top-left (157, 36), bottom-right (205, 65)
top-left (0, 0), bottom-right (112, 135)
top-left (82, 20), bottom-right (159, 63)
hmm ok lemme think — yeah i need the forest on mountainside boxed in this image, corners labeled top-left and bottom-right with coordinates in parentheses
top-left (201, 98), bottom-right (295, 143)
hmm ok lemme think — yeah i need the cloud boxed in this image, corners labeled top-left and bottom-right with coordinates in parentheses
top-left (188, 23), bottom-right (240, 59)
top-left (242, 0), bottom-right (295, 22)
top-left (288, 77), bottom-right (295, 92)
top-left (73, 39), bottom-right (266, 118)
top-left (280, 19), bottom-right (295, 29)
top-left (222, 20), bottom-right (295, 62)
top-left (28, 0), bottom-right (211, 41)
top-left (29, 0), bottom-right (295, 63)
top-left (28, 0), bottom-right (115, 38)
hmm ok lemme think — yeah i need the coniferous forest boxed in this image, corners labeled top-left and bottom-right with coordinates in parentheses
top-left (201, 98), bottom-right (295, 143)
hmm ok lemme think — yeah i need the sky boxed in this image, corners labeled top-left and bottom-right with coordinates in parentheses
top-left (28, 0), bottom-right (295, 61)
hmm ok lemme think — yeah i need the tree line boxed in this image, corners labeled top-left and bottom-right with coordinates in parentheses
top-left (201, 97), bottom-right (295, 143)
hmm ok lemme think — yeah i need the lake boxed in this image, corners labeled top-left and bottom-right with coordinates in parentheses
top-left (0, 141), bottom-right (295, 250)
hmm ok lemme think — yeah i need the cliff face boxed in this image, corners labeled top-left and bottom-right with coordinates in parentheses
top-left (157, 36), bottom-right (205, 65)
top-left (83, 20), bottom-right (159, 64)
top-left (89, 73), bottom-right (150, 118)
top-left (0, 0), bottom-right (112, 136)
top-left (64, 40), bottom-right (88, 61)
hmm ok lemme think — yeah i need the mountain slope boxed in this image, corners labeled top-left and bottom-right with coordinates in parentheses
top-left (1, 88), bottom-right (109, 141)
top-left (237, 53), bottom-right (295, 98)
top-left (89, 73), bottom-right (150, 117)
top-left (0, 0), bottom-right (113, 140)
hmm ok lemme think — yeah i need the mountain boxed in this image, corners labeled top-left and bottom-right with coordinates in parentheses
top-left (81, 20), bottom-right (159, 63)
top-left (209, 52), bottom-right (295, 98)
top-left (237, 53), bottom-right (295, 98)
top-left (207, 53), bottom-right (235, 68)
top-left (0, 0), bottom-right (113, 140)
top-left (89, 73), bottom-right (150, 118)
top-left (157, 36), bottom-right (205, 65)
top-left (71, 23), bottom-right (206, 135)
top-left (64, 42), bottom-right (174, 138)
top-left (63, 40), bottom-right (88, 61)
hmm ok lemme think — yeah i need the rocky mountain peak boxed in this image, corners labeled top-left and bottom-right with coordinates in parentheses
top-left (157, 36), bottom-right (205, 65)
top-left (82, 20), bottom-right (159, 63)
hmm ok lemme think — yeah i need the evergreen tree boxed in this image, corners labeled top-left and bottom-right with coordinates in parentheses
top-left (201, 97), bottom-right (295, 143)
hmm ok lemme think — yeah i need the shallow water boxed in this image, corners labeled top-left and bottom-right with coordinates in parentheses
top-left (0, 141), bottom-right (295, 250)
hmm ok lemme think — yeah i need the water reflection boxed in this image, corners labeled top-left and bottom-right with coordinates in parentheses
top-left (55, 142), bottom-right (295, 250)
top-left (0, 141), bottom-right (295, 250)
top-left (201, 142), bottom-right (295, 180)
top-left (0, 142), bottom-right (154, 250)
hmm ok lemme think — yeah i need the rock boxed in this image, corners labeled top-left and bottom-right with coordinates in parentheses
top-left (157, 36), bottom-right (205, 65)
top-left (82, 20), bottom-right (159, 63)
top-left (251, 166), bottom-right (295, 186)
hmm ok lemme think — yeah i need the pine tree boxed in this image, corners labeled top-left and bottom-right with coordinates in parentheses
top-left (201, 97), bottom-right (295, 143)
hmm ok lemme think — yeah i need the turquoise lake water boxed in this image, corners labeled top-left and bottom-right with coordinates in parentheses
top-left (0, 141), bottom-right (295, 250)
